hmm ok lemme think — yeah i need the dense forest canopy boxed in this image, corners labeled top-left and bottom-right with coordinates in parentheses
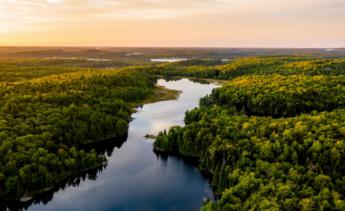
top-left (201, 75), bottom-right (345, 117)
top-left (154, 57), bottom-right (345, 79)
top-left (0, 65), bottom-right (154, 200)
top-left (1, 53), bottom-right (345, 210)
top-left (154, 56), bottom-right (345, 210)
top-left (156, 106), bottom-right (345, 210)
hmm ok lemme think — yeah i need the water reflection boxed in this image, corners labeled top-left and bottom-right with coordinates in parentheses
top-left (81, 134), bottom-right (128, 156)
top-left (8, 78), bottom-right (217, 211)
top-left (3, 166), bottom-right (106, 210)
top-left (2, 136), bottom-right (127, 211)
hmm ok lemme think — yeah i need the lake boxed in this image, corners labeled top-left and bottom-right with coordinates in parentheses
top-left (150, 58), bottom-right (188, 63)
top-left (24, 78), bottom-right (218, 211)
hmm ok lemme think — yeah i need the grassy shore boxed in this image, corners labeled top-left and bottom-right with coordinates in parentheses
top-left (142, 85), bottom-right (181, 104)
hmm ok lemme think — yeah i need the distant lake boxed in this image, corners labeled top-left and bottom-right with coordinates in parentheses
top-left (125, 52), bottom-right (144, 56)
top-left (150, 58), bottom-right (188, 63)
top-left (24, 78), bottom-right (217, 211)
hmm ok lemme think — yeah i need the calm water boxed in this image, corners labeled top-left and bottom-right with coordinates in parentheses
top-left (150, 58), bottom-right (188, 63)
top-left (26, 78), bottom-right (217, 211)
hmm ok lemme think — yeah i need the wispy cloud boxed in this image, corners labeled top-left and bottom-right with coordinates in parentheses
top-left (0, 0), bottom-right (344, 47)
top-left (0, 0), bottom-right (250, 22)
top-left (2, 0), bottom-right (344, 22)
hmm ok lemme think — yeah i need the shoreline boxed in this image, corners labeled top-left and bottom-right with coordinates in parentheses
top-left (1, 81), bottom-right (182, 208)
top-left (2, 161), bottom-right (106, 205)
top-left (141, 85), bottom-right (181, 105)
top-left (153, 149), bottom-right (219, 198)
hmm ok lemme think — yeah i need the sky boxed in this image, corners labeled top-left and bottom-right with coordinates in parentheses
top-left (0, 0), bottom-right (344, 47)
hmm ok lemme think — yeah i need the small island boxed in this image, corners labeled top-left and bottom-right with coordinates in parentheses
top-left (144, 134), bottom-right (157, 139)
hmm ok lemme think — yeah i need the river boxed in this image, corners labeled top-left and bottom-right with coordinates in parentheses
top-left (26, 78), bottom-right (218, 211)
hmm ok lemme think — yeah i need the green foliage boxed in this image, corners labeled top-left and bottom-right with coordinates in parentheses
top-left (0, 65), bottom-right (154, 199)
top-left (155, 106), bottom-right (345, 210)
top-left (215, 57), bottom-right (345, 78)
top-left (2, 55), bottom-right (345, 207)
top-left (201, 74), bottom-right (345, 117)
top-left (154, 56), bottom-right (345, 210)
top-left (154, 57), bottom-right (345, 79)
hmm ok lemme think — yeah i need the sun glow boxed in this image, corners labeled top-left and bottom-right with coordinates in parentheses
top-left (0, 0), bottom-right (344, 47)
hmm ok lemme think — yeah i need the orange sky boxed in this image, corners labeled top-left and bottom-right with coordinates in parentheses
top-left (0, 0), bottom-right (344, 47)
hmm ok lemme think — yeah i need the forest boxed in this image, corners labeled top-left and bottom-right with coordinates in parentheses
top-left (0, 63), bottom-right (155, 200)
top-left (154, 56), bottom-right (345, 210)
top-left (153, 57), bottom-right (345, 79)
top-left (1, 53), bottom-right (345, 210)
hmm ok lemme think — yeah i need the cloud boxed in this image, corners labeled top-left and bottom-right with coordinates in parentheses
top-left (46, 0), bottom-right (64, 3)
top-left (1, 0), bottom-right (344, 47)
top-left (1, 0), bottom-right (343, 21)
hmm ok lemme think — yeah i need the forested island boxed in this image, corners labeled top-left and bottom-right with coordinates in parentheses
top-left (1, 47), bottom-right (345, 210)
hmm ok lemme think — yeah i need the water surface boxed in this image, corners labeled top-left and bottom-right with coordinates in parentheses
top-left (27, 78), bottom-right (217, 211)
top-left (150, 58), bottom-right (188, 63)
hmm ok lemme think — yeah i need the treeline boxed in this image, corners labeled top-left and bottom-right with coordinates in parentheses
top-left (155, 106), bottom-right (345, 210)
top-left (0, 60), bottom-right (85, 82)
top-left (0, 58), bottom-right (150, 83)
top-left (201, 75), bottom-right (345, 117)
top-left (0, 68), bottom-right (154, 200)
top-left (153, 57), bottom-right (345, 79)
top-left (154, 56), bottom-right (345, 210)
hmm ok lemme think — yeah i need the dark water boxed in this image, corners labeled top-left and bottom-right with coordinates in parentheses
top-left (26, 79), bottom-right (218, 211)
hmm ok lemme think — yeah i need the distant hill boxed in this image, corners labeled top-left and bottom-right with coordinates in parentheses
top-left (1, 47), bottom-right (345, 60)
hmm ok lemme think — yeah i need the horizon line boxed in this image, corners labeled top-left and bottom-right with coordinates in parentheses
top-left (0, 45), bottom-right (344, 50)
